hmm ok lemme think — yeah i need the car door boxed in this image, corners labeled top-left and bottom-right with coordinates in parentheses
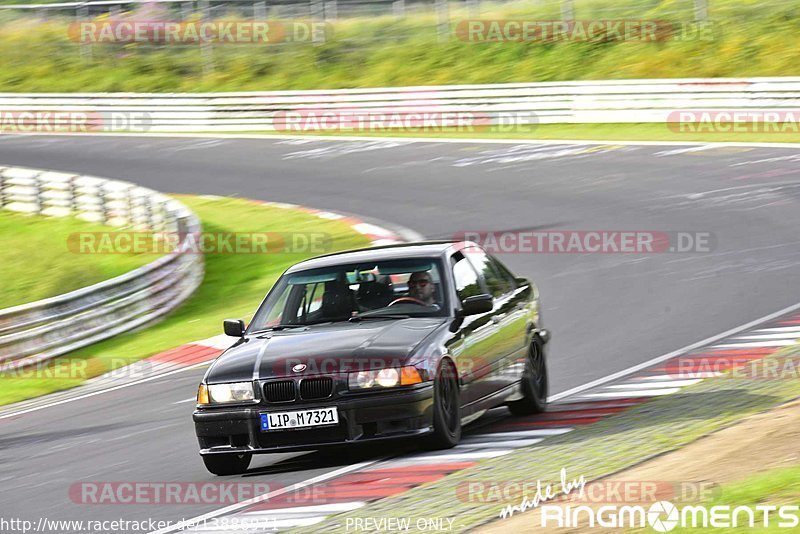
top-left (445, 250), bottom-right (506, 408)
top-left (464, 247), bottom-right (529, 390)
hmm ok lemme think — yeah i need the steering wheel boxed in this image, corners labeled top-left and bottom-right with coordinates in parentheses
top-left (387, 297), bottom-right (428, 307)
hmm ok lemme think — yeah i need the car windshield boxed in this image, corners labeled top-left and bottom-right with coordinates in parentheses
top-left (248, 258), bottom-right (448, 331)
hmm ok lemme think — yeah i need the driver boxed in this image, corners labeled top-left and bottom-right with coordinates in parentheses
top-left (407, 271), bottom-right (436, 306)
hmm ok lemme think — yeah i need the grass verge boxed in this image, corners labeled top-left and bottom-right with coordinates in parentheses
top-left (0, 195), bottom-right (369, 406)
top-left (294, 342), bottom-right (800, 533)
top-left (0, 209), bottom-right (159, 309)
top-left (214, 123), bottom-right (800, 144)
top-left (649, 465), bottom-right (800, 533)
top-left (1, 0), bottom-right (799, 91)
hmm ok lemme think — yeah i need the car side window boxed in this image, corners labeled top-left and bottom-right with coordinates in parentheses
top-left (297, 282), bottom-right (324, 320)
top-left (451, 253), bottom-right (482, 302)
top-left (464, 247), bottom-right (512, 298)
top-left (491, 257), bottom-right (518, 291)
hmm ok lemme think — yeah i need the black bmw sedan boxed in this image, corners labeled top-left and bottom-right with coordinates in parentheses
top-left (194, 241), bottom-right (549, 475)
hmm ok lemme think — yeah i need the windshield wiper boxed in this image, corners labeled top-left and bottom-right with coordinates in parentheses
top-left (349, 314), bottom-right (412, 322)
top-left (249, 325), bottom-right (305, 335)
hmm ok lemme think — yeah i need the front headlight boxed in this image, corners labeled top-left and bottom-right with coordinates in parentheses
top-left (206, 382), bottom-right (255, 403)
top-left (348, 366), bottom-right (424, 390)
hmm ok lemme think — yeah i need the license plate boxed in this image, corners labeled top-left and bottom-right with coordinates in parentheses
top-left (260, 407), bottom-right (339, 431)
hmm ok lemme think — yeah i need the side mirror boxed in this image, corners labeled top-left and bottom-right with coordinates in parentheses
top-left (460, 294), bottom-right (493, 316)
top-left (223, 319), bottom-right (245, 337)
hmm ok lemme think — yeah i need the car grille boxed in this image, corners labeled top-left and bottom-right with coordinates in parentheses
top-left (299, 377), bottom-right (334, 400)
top-left (263, 380), bottom-right (296, 402)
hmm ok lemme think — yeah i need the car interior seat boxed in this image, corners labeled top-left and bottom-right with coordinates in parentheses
top-left (321, 278), bottom-right (355, 320)
top-left (356, 279), bottom-right (394, 310)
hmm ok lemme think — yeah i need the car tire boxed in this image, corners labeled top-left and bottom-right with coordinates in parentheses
top-left (508, 337), bottom-right (548, 416)
top-left (425, 359), bottom-right (461, 450)
top-left (202, 453), bottom-right (252, 476)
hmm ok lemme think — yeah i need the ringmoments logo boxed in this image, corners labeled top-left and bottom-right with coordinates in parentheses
top-left (538, 501), bottom-right (800, 530)
top-left (495, 470), bottom-right (800, 530)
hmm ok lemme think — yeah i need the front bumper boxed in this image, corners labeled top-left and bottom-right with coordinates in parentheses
top-left (194, 384), bottom-right (434, 454)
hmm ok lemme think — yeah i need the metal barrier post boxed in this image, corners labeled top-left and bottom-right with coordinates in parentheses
top-left (33, 173), bottom-right (43, 214)
top-left (77, 3), bottom-right (92, 60)
top-left (436, 0), bottom-right (449, 42)
top-left (310, 0), bottom-right (326, 44)
top-left (254, 1), bottom-right (266, 20)
top-left (99, 182), bottom-right (109, 224)
top-left (181, 1), bottom-right (193, 21)
top-left (69, 176), bottom-right (78, 214)
top-left (561, 0), bottom-right (575, 20)
top-left (467, 0), bottom-right (479, 18)
top-left (199, 0), bottom-right (215, 74)
top-left (393, 0), bottom-right (405, 19)
top-left (325, 0), bottom-right (337, 21)
top-left (694, 0), bottom-right (709, 21)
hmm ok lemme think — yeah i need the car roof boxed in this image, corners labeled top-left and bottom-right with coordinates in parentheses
top-left (285, 241), bottom-right (473, 273)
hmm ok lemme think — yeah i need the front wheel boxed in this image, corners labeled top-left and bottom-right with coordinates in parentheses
top-left (202, 452), bottom-right (252, 476)
top-left (508, 338), bottom-right (548, 416)
top-left (425, 360), bottom-right (461, 450)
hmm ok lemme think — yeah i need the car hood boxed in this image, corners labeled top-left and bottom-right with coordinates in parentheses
top-left (205, 318), bottom-right (446, 383)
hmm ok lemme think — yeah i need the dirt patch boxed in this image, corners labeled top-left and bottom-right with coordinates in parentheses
top-left (474, 397), bottom-right (800, 533)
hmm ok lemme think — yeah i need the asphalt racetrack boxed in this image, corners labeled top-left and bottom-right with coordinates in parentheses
top-left (1, 134), bottom-right (798, 530)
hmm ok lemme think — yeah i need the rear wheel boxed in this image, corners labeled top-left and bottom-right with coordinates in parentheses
top-left (202, 452), bottom-right (252, 476)
top-left (425, 360), bottom-right (461, 449)
top-left (508, 338), bottom-right (548, 415)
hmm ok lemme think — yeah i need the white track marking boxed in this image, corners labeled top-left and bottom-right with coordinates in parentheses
top-left (605, 379), bottom-right (703, 388)
top-left (580, 388), bottom-right (682, 398)
top-left (635, 373), bottom-right (722, 380)
top-left (467, 428), bottom-right (572, 439)
top-left (14, 131), bottom-right (800, 149)
top-left (732, 333), bottom-right (800, 340)
top-left (713, 340), bottom-right (798, 348)
top-left (548, 300), bottom-right (800, 402)
top-left (197, 334), bottom-right (238, 350)
top-left (315, 211), bottom-right (345, 220)
top-left (459, 438), bottom-right (544, 448)
top-left (149, 460), bottom-right (383, 534)
top-left (397, 451), bottom-right (512, 463)
top-left (173, 397), bottom-right (198, 404)
top-left (242, 502), bottom-right (365, 518)
top-left (0, 360), bottom-right (212, 420)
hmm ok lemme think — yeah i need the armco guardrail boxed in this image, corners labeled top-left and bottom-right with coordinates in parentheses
top-left (1, 77), bottom-right (798, 132)
top-left (0, 166), bottom-right (204, 371)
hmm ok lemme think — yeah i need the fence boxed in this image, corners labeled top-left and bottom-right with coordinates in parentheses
top-left (0, 0), bottom-right (764, 72)
top-left (0, 0), bottom-right (715, 21)
top-left (0, 166), bottom-right (204, 371)
top-left (1, 77), bottom-right (798, 132)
